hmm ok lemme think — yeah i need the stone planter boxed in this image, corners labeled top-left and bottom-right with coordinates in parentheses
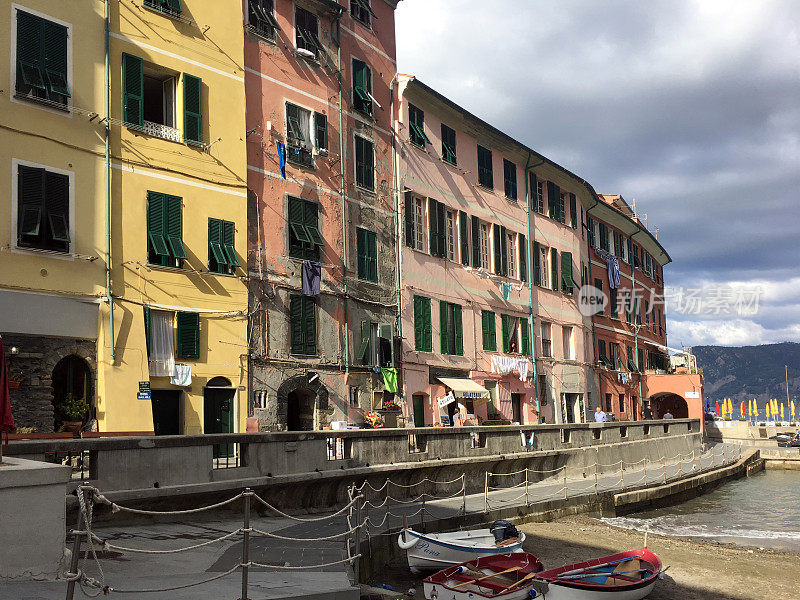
top-left (378, 409), bottom-right (400, 428)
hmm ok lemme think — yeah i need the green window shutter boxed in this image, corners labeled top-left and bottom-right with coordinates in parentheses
top-left (547, 181), bottom-right (560, 220)
top-left (355, 136), bottom-right (374, 189)
top-left (428, 198), bottom-right (439, 257)
top-left (404, 191), bottom-right (415, 248)
top-left (459, 210), bottom-right (469, 265)
top-left (519, 233), bottom-right (527, 283)
top-left (357, 320), bottom-right (371, 363)
top-left (356, 227), bottom-right (367, 279)
top-left (501, 314), bottom-right (510, 353)
top-left (290, 296), bottom-right (305, 354)
top-left (164, 0), bottom-right (182, 15)
top-left (529, 171), bottom-right (539, 211)
top-left (520, 317), bottom-right (530, 356)
top-left (208, 218), bottom-right (227, 271)
top-left (453, 304), bottom-right (463, 356)
top-left (482, 310), bottom-right (496, 351)
top-left (18, 167), bottom-right (43, 237)
top-left (436, 201), bottom-right (446, 258)
top-left (551, 248), bottom-right (559, 291)
top-left (183, 74), bottom-right (203, 145)
top-left (147, 192), bottom-right (169, 258)
top-left (570, 193), bottom-right (577, 228)
top-left (303, 200), bottom-right (323, 246)
top-left (533, 240), bottom-right (541, 285)
top-left (143, 306), bottom-right (151, 356)
top-left (493, 224), bottom-right (501, 275)
top-left (44, 171), bottom-right (69, 242)
top-left (352, 59), bottom-right (372, 115)
top-left (16, 11), bottom-right (45, 92)
top-left (441, 123), bottom-right (457, 165)
top-left (43, 20), bottom-right (69, 97)
top-left (367, 230), bottom-right (377, 282)
top-left (471, 215), bottom-right (480, 267)
top-left (500, 226), bottom-right (508, 276)
top-left (413, 296), bottom-right (424, 351)
top-left (222, 221), bottom-right (239, 267)
top-left (176, 311), bottom-right (200, 359)
top-left (422, 297), bottom-right (432, 351)
top-left (561, 251), bottom-right (575, 292)
top-left (122, 53), bottom-right (144, 127)
top-left (409, 104), bottom-right (431, 147)
top-left (302, 297), bottom-right (316, 355)
top-left (314, 112), bottom-right (327, 151)
top-left (165, 195), bottom-right (186, 259)
top-left (439, 300), bottom-right (448, 354)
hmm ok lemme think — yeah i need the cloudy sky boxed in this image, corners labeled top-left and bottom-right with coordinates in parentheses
top-left (395, 0), bottom-right (800, 348)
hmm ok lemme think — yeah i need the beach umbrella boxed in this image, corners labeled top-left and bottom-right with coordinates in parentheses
top-left (753, 399), bottom-right (758, 418)
top-left (740, 401), bottom-right (746, 418)
top-left (715, 400), bottom-right (720, 416)
top-left (781, 403), bottom-right (785, 421)
top-left (766, 403), bottom-right (771, 420)
top-left (727, 398), bottom-right (733, 418)
top-left (792, 400), bottom-right (796, 420)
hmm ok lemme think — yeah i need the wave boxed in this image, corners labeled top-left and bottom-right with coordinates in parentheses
top-left (602, 516), bottom-right (800, 542)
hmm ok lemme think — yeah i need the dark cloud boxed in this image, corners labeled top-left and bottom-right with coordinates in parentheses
top-left (396, 0), bottom-right (800, 346)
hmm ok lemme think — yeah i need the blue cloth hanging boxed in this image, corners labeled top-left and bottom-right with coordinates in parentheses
top-left (276, 141), bottom-right (286, 179)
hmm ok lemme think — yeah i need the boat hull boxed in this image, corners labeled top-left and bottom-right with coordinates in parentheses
top-left (399, 529), bottom-right (526, 573)
top-left (423, 553), bottom-right (544, 600)
top-left (541, 579), bottom-right (657, 600)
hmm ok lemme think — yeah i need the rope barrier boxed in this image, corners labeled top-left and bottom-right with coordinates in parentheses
top-left (93, 529), bottom-right (243, 554)
top-left (94, 491), bottom-right (244, 516)
top-left (250, 492), bottom-right (360, 521)
top-left (105, 565), bottom-right (241, 594)
top-left (246, 555), bottom-right (361, 570)
top-left (250, 524), bottom-right (363, 542)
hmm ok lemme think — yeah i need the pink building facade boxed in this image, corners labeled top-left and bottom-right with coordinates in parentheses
top-left (395, 77), bottom-right (597, 427)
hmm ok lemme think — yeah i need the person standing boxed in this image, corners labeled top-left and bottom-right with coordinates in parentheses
top-left (594, 406), bottom-right (607, 422)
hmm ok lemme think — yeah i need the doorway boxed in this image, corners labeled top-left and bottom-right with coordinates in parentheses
top-left (151, 389), bottom-right (181, 435)
top-left (204, 377), bottom-right (235, 458)
top-left (52, 355), bottom-right (93, 431)
top-left (511, 393), bottom-right (523, 424)
top-left (412, 393), bottom-right (426, 428)
top-left (287, 387), bottom-right (315, 431)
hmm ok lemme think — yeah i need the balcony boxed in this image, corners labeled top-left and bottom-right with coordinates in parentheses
top-left (142, 120), bottom-right (182, 143)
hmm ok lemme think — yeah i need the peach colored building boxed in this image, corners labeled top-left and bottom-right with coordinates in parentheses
top-left (244, 0), bottom-right (401, 430)
top-left (394, 76), bottom-right (598, 427)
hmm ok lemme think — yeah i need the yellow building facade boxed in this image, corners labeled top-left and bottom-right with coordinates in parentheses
top-left (0, 0), bottom-right (249, 437)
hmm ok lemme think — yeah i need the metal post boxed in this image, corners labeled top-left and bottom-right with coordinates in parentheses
top-left (563, 466), bottom-right (567, 500)
top-left (678, 455), bottom-right (682, 477)
top-left (644, 458), bottom-right (647, 482)
top-left (462, 474), bottom-right (467, 516)
top-left (620, 461), bottom-right (624, 490)
top-left (525, 469), bottom-right (529, 506)
top-left (662, 456), bottom-right (667, 484)
top-left (353, 496), bottom-right (362, 584)
top-left (594, 461), bottom-right (598, 494)
top-left (484, 472), bottom-right (489, 513)
top-left (241, 488), bottom-right (251, 600)
top-left (65, 488), bottom-right (86, 600)
top-left (693, 450), bottom-right (697, 471)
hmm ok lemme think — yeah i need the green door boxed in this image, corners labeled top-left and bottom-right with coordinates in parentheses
top-left (412, 394), bottom-right (426, 428)
top-left (204, 386), bottom-right (234, 458)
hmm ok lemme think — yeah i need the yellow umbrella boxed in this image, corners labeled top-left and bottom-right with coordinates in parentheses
top-left (728, 398), bottom-right (733, 418)
top-left (752, 399), bottom-right (758, 418)
top-left (791, 400), bottom-right (796, 420)
top-left (781, 403), bottom-right (785, 422)
top-left (766, 403), bottom-right (771, 420)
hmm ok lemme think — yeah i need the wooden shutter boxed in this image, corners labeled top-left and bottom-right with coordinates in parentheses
top-left (547, 181), bottom-right (560, 220)
top-left (533, 241), bottom-right (541, 285)
top-left (520, 317), bottom-right (530, 356)
top-left (493, 224), bottom-right (502, 275)
top-left (147, 191), bottom-right (169, 258)
top-left (413, 296), bottom-right (424, 351)
top-left (208, 218), bottom-right (227, 270)
top-left (17, 166), bottom-right (44, 240)
top-left (352, 59), bottom-right (371, 114)
top-left (222, 221), bottom-right (239, 267)
top-left (471, 215), bottom-right (480, 267)
top-left (570, 193), bottom-right (577, 228)
top-left (165, 0), bottom-right (183, 14)
top-left (122, 53), bottom-right (144, 127)
top-left (519, 233), bottom-right (527, 282)
top-left (561, 251), bottom-right (575, 292)
top-left (303, 297), bottom-right (316, 355)
top-left (422, 297), bottom-right (432, 351)
top-left (44, 171), bottom-right (69, 243)
top-left (16, 11), bottom-right (45, 91)
top-left (500, 226), bottom-right (508, 276)
top-left (165, 195), bottom-right (186, 259)
top-left (529, 171), bottom-right (538, 211)
top-left (459, 210), bottom-right (469, 265)
top-left (143, 306), bottom-right (151, 356)
top-left (551, 247), bottom-right (558, 291)
top-left (453, 304), bottom-right (463, 356)
top-left (357, 320), bottom-right (371, 363)
top-left (356, 227), bottom-right (367, 279)
top-left (428, 198), bottom-right (438, 257)
top-left (481, 311), bottom-right (489, 349)
top-left (176, 311), bottom-right (200, 359)
top-left (436, 201), bottom-right (446, 258)
top-left (43, 20), bottom-right (69, 97)
top-left (290, 295), bottom-right (304, 354)
top-left (501, 314), bottom-right (510, 353)
top-left (183, 74), bottom-right (203, 144)
top-left (404, 191), bottom-right (415, 248)
top-left (482, 311), bottom-right (496, 351)
top-left (439, 300), bottom-right (448, 354)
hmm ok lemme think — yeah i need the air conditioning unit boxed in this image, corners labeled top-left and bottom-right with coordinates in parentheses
top-left (296, 47), bottom-right (315, 59)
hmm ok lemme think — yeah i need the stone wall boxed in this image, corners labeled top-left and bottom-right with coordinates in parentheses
top-left (2, 333), bottom-right (96, 432)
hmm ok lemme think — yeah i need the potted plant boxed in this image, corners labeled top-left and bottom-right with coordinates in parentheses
top-left (60, 394), bottom-right (88, 434)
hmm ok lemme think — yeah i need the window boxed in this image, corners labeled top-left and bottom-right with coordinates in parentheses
top-left (609, 342), bottom-right (621, 370)
top-left (501, 314), bottom-right (519, 354)
top-left (507, 232), bottom-right (517, 279)
top-left (355, 135), bottom-right (374, 189)
top-left (493, 224), bottom-right (508, 276)
top-left (439, 301), bottom-right (463, 356)
top-left (16, 164), bottom-right (70, 253)
top-left (599, 222), bottom-right (610, 252)
top-left (459, 211), bottom-right (469, 266)
top-left (413, 295), bottom-right (432, 352)
top-left (594, 278), bottom-right (604, 315)
top-left (352, 59), bottom-right (373, 116)
top-left (481, 310), bottom-right (497, 351)
top-left (520, 317), bottom-right (531, 356)
top-left (208, 218), bottom-right (239, 274)
top-left (247, 0), bottom-right (279, 41)
top-left (598, 340), bottom-right (609, 367)
top-left (357, 321), bottom-right (392, 366)
top-left (286, 102), bottom-right (314, 168)
top-left (547, 181), bottom-right (561, 221)
top-left (404, 192), bottom-right (426, 251)
top-left (288, 196), bottom-right (323, 261)
top-left (503, 159), bottom-right (517, 200)
top-left (315, 112), bottom-right (328, 154)
top-left (562, 326), bottom-right (574, 360)
top-left (569, 193), bottom-right (577, 229)
top-left (550, 247), bottom-right (559, 292)
top-left (350, 0), bottom-right (375, 26)
top-left (290, 295), bottom-right (316, 355)
top-left (519, 233), bottom-right (527, 283)
top-left (535, 178), bottom-right (545, 214)
top-left (441, 123), bottom-right (457, 165)
top-left (479, 223), bottom-right (490, 269)
top-left (408, 104), bottom-right (430, 147)
top-left (633, 243), bottom-right (640, 268)
top-left (295, 6), bottom-right (322, 59)
top-left (587, 217), bottom-right (596, 248)
top-left (15, 9), bottom-right (71, 109)
top-left (561, 251), bottom-right (576, 293)
top-left (144, 0), bottom-right (182, 18)
top-left (175, 311), bottom-right (200, 359)
top-left (427, 198), bottom-right (446, 258)
top-left (533, 242), bottom-right (549, 288)
top-left (445, 210), bottom-right (457, 261)
top-left (356, 227), bottom-right (378, 282)
top-left (143, 70), bottom-right (177, 130)
top-left (627, 346), bottom-right (636, 371)
top-left (541, 322), bottom-right (552, 357)
top-left (638, 348), bottom-right (645, 372)
top-left (147, 191), bottom-right (186, 268)
top-left (558, 192), bottom-right (567, 225)
top-left (477, 145), bottom-right (493, 188)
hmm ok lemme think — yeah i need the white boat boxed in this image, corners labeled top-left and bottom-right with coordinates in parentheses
top-left (398, 522), bottom-right (526, 573)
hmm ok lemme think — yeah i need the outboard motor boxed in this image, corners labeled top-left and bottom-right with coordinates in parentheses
top-left (490, 520), bottom-right (520, 543)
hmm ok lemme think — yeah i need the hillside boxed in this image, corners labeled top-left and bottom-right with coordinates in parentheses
top-left (692, 342), bottom-right (800, 406)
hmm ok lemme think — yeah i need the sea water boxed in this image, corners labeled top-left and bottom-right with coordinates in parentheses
top-left (602, 470), bottom-right (800, 551)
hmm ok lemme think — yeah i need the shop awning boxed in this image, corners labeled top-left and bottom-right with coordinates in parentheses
top-left (437, 377), bottom-right (490, 399)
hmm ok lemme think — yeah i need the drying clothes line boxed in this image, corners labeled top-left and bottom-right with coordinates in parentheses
top-left (490, 354), bottom-right (531, 381)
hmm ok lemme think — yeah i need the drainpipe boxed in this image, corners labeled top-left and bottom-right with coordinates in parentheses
top-left (334, 14), bottom-right (349, 374)
top-left (105, 0), bottom-right (115, 363)
top-left (631, 229), bottom-right (646, 418)
top-left (586, 196), bottom-right (599, 417)
top-left (524, 153), bottom-right (545, 422)
top-left (390, 76), bottom-right (403, 401)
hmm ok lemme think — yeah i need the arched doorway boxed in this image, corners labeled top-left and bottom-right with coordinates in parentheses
top-left (287, 388), bottom-right (315, 431)
top-left (650, 393), bottom-right (688, 419)
top-left (52, 355), bottom-right (93, 432)
top-left (204, 377), bottom-right (235, 458)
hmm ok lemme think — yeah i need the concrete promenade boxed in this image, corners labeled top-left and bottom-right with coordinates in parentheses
top-left (2, 442), bottom-right (747, 600)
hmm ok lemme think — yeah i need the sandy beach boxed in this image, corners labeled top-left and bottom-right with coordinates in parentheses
top-left (376, 515), bottom-right (800, 599)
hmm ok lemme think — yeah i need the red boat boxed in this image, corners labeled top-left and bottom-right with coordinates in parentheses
top-left (423, 553), bottom-right (544, 600)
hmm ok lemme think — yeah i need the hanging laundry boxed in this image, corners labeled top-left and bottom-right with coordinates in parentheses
top-left (517, 359), bottom-right (530, 382)
top-left (170, 364), bottom-right (192, 387)
top-left (595, 248), bottom-right (620, 290)
top-left (276, 141), bottom-right (287, 179)
top-left (381, 368), bottom-right (398, 393)
top-left (301, 260), bottom-right (321, 296)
